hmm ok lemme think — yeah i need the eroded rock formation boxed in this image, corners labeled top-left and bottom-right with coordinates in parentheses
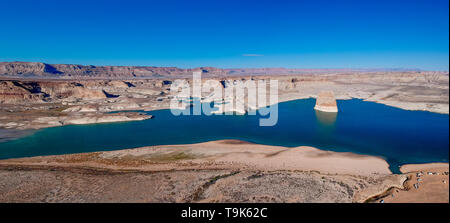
top-left (0, 80), bottom-right (106, 104)
top-left (1, 61), bottom-right (426, 79)
top-left (314, 91), bottom-right (338, 112)
top-left (0, 66), bottom-right (448, 130)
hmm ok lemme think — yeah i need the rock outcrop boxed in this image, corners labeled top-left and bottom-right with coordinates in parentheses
top-left (314, 91), bottom-right (338, 113)
top-left (0, 81), bottom-right (45, 103)
top-left (0, 80), bottom-right (106, 104)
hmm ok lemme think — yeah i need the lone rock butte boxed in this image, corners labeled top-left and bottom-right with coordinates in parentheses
top-left (314, 91), bottom-right (338, 113)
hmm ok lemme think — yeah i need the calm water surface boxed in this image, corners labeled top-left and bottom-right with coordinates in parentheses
top-left (0, 99), bottom-right (448, 173)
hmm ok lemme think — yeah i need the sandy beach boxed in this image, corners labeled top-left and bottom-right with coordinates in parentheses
top-left (0, 140), bottom-right (412, 203)
top-left (0, 140), bottom-right (392, 175)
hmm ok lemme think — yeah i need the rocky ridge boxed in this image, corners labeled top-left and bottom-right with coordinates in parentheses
top-left (0, 61), bottom-right (428, 79)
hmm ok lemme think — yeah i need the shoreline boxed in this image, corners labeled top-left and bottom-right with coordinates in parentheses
top-left (0, 137), bottom-right (447, 175)
top-left (0, 96), bottom-right (448, 133)
top-left (0, 139), bottom-right (446, 202)
top-left (0, 128), bottom-right (447, 175)
top-left (2, 139), bottom-right (449, 176)
top-left (278, 96), bottom-right (449, 115)
top-left (0, 98), bottom-right (447, 172)
top-left (0, 139), bottom-right (392, 176)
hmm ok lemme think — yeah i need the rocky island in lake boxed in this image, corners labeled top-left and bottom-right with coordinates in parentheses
top-left (314, 91), bottom-right (339, 113)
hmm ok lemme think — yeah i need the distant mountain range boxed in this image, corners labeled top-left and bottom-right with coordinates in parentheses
top-left (0, 61), bottom-right (424, 79)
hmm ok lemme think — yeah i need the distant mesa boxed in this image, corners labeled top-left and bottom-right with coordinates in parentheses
top-left (0, 61), bottom-right (424, 79)
top-left (314, 91), bottom-right (338, 113)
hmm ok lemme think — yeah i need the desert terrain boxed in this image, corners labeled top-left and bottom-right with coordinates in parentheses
top-left (0, 140), bottom-right (407, 203)
top-left (1, 140), bottom-right (446, 203)
top-left (0, 62), bottom-right (448, 203)
top-left (371, 163), bottom-right (449, 203)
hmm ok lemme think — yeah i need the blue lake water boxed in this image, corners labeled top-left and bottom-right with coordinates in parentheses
top-left (0, 99), bottom-right (448, 174)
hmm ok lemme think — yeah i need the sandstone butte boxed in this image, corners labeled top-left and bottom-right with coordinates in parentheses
top-left (314, 91), bottom-right (338, 113)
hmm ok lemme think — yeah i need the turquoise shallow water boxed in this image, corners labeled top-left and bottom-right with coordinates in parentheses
top-left (0, 99), bottom-right (448, 174)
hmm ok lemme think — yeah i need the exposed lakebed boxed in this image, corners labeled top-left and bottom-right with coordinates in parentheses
top-left (0, 99), bottom-right (448, 174)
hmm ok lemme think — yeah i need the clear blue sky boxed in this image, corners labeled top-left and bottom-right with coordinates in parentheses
top-left (1, 0), bottom-right (448, 70)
